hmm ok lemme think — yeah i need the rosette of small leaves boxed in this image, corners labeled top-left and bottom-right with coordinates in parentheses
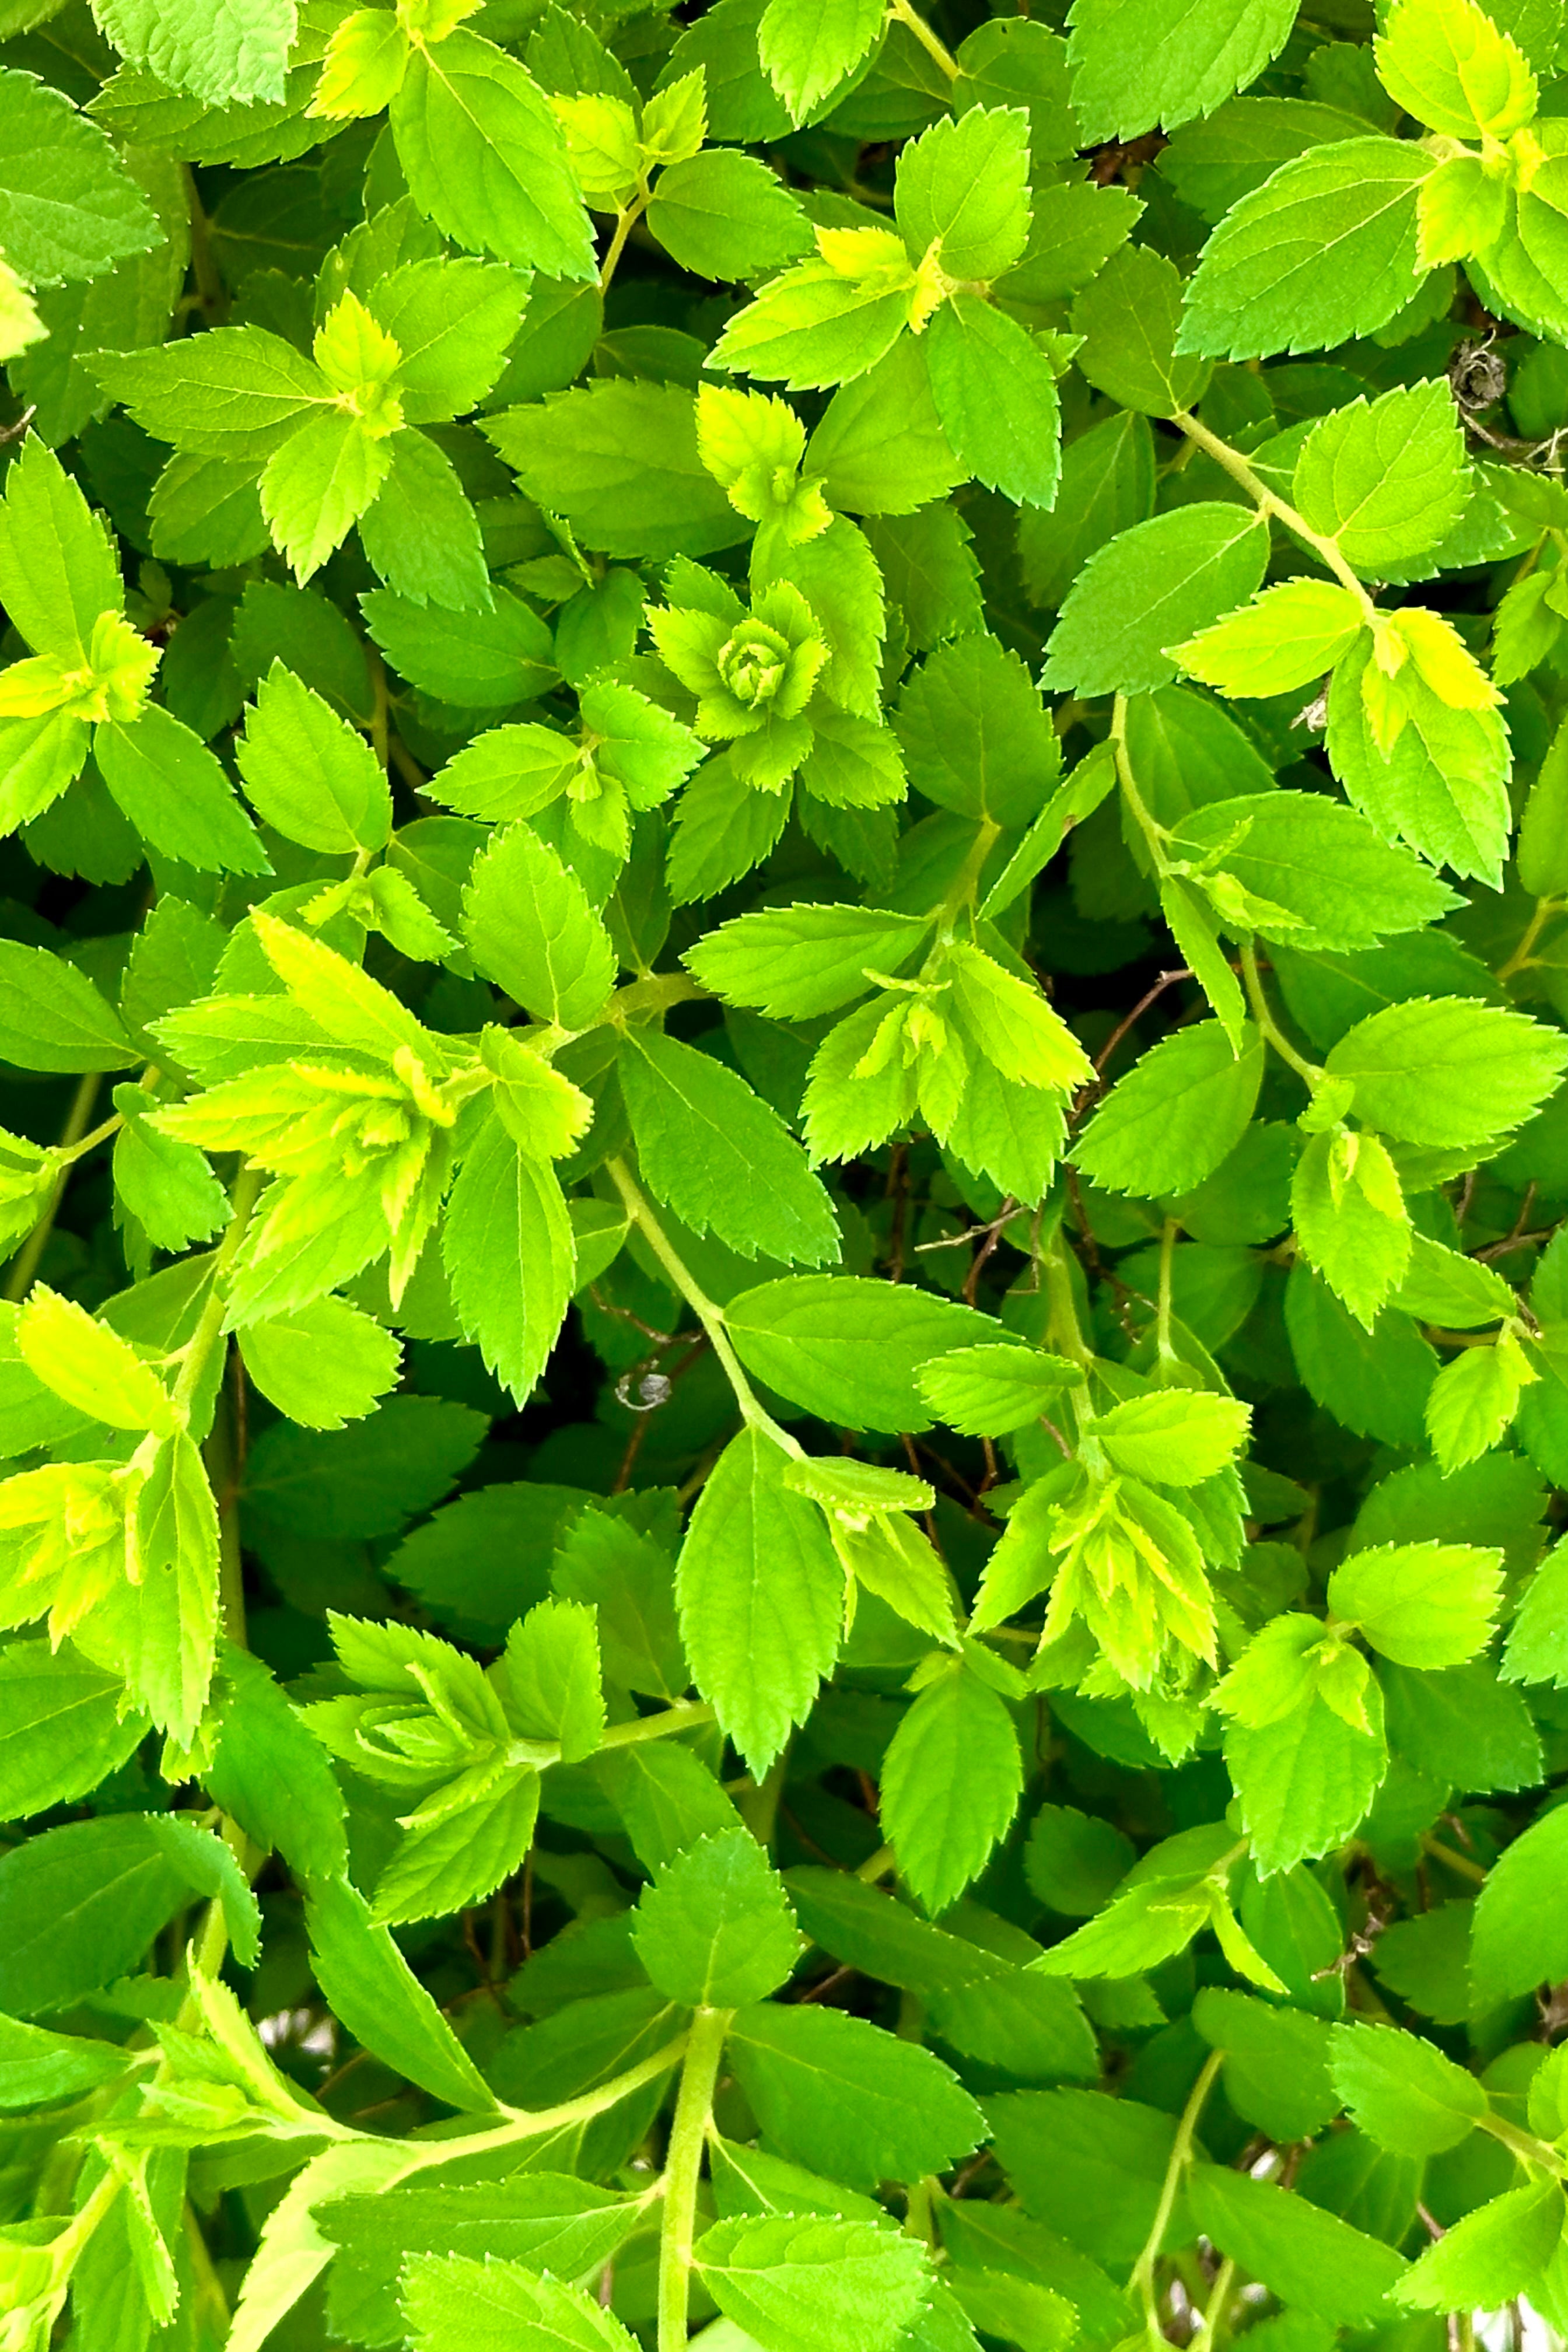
top-left (10, 0), bottom-right (1568, 2347)
top-left (651, 578), bottom-right (827, 788)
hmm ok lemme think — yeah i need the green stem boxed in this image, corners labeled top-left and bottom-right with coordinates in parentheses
top-left (1155, 1216), bottom-right (1180, 1377)
top-left (421, 2034), bottom-right (693, 2154)
top-left (1110, 694), bottom-right (1171, 876)
top-left (1476, 2109), bottom-right (1568, 2180)
top-left (611, 972), bottom-right (710, 1025)
top-left (1199, 2255), bottom-right (1237, 2343)
top-left (1171, 411), bottom-right (1378, 621)
top-left (1130, 2050), bottom-right (1223, 2333)
top-left (203, 1351), bottom-right (249, 1647)
top-left (598, 1700), bottom-right (716, 1750)
top-left (1042, 1228), bottom-right (1091, 1370)
top-left (600, 195), bottom-right (648, 292)
top-left (887, 0), bottom-right (959, 78)
top-left (4, 1073), bottom-right (102, 1302)
top-left (657, 2006), bottom-right (731, 2352)
top-left (1497, 894), bottom-right (1563, 982)
top-left (366, 645), bottom-right (390, 770)
top-left (1239, 938), bottom-right (1324, 1088)
top-left (606, 1157), bottom-right (802, 1454)
top-left (183, 166), bottom-right (227, 326)
top-left (172, 1166), bottom-right (264, 1426)
top-left (1420, 1833), bottom-right (1488, 1885)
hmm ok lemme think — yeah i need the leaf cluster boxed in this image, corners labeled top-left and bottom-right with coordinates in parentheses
top-left (5, 0), bottom-right (1568, 2348)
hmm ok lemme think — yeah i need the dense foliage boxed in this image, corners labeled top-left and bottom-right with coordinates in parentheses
top-left (6, 0), bottom-right (1568, 2346)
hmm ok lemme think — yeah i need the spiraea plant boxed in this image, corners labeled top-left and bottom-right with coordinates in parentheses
top-left (8, 0), bottom-right (1568, 2345)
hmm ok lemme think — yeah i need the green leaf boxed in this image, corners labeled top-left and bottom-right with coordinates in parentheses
top-left (0, 2011), bottom-right (129, 2112)
top-left (463, 822), bottom-right (615, 1032)
top-left (881, 1661), bottom-right (1024, 1916)
top-left (443, 1116), bottom-right (575, 1406)
top-left (696, 2213), bottom-right (931, 2352)
top-left (1469, 1801), bottom-right (1568, 2001)
top-left (0, 437), bottom-right (122, 663)
top-left (243, 1396), bottom-right (486, 1539)
top-left (1226, 1680), bottom-right (1388, 1874)
top-left (1375, 0), bottom-right (1537, 138)
top-left (126, 1425), bottom-right (220, 1741)
top-left (758, 0), bottom-right (884, 121)
top-left (1382, 1656), bottom-right (1541, 1796)
top-left (784, 1868), bottom-right (1001, 1993)
top-left (633, 1826), bottom-right (802, 2006)
top-left (1502, 1540), bottom-right (1568, 1687)
top-left (112, 1082), bottom-right (230, 1253)
top-left (1040, 504), bottom-right (1268, 695)
top-left (0, 1639), bottom-right (148, 1820)
top-left (1084, 1390), bottom-right (1250, 1485)
top-left (986, 2088), bottom-right (1184, 2269)
top-left (1075, 1022), bottom-right (1262, 1197)
top-left (402, 2254), bottom-right (638, 2352)
top-left (1328, 2020), bottom-right (1486, 2156)
top-left (1292, 1122), bottom-right (1413, 1334)
top-left (1066, 0), bottom-right (1298, 142)
top-left (1160, 94), bottom-right (1374, 224)
top-left (1177, 137), bottom-right (1433, 359)
top-left (646, 149), bottom-right (814, 281)
top-left (1397, 2180), bottom-right (1565, 2312)
top-left (709, 240), bottom-right (918, 393)
top-left (685, 901), bottom-right (929, 1019)
top-left (805, 335), bottom-right (965, 517)
top-left (1191, 1986), bottom-right (1338, 2142)
top-left (676, 1427), bottom-right (843, 1773)
top-left (728, 2001), bottom-right (984, 2189)
top-left (94, 324), bottom-right (329, 461)
top-left (502, 1596), bottom-right (604, 1761)
top-left (1070, 243), bottom-right (1212, 418)
top-left (923, 293), bottom-right (1062, 512)
top-left (1325, 998), bottom-right (1568, 1148)
top-left (96, 704), bottom-right (270, 873)
top-left (0, 1812), bottom-right (258, 2015)
top-left (0, 938), bottom-right (136, 1072)
top-left (620, 1031), bottom-right (839, 1266)
top-left (1024, 1804), bottom-right (1136, 1917)
top-left (1172, 792), bottom-right (1462, 951)
top-left (896, 631), bottom-right (1060, 827)
top-left (226, 2141), bottom-right (425, 2352)
top-left (391, 29), bottom-right (595, 277)
top-left (304, 1875), bottom-right (499, 2113)
top-left (206, 1642), bottom-right (349, 1882)
top-left (91, 0), bottom-right (298, 106)
top-left (1187, 2163), bottom-right (1406, 2321)
top-left (0, 65), bottom-right (161, 289)
top-left (483, 380), bottom-right (748, 562)
top-left (238, 1294), bottom-right (401, 1430)
top-left (371, 1770), bottom-right (541, 1927)
top-left (917, 1343), bottom-right (1080, 1437)
top-left (895, 106), bottom-right (1031, 282)
top-left (318, 2179), bottom-right (641, 2350)
top-left (360, 582), bottom-right (555, 708)
top-left (1293, 380), bottom-right (1470, 575)
top-left (18, 1282), bottom-right (174, 1433)
top-left (260, 406), bottom-right (391, 583)
top-left (723, 1274), bottom-right (991, 1430)
top-left (1326, 1541), bottom-right (1502, 1667)
top-left (358, 428), bottom-right (491, 615)
top-left (1174, 578), bottom-right (1365, 701)
top-left (1030, 1873), bottom-right (1213, 1982)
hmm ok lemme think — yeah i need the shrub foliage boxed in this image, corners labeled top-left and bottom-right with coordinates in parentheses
top-left (4, 0), bottom-right (1568, 2345)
